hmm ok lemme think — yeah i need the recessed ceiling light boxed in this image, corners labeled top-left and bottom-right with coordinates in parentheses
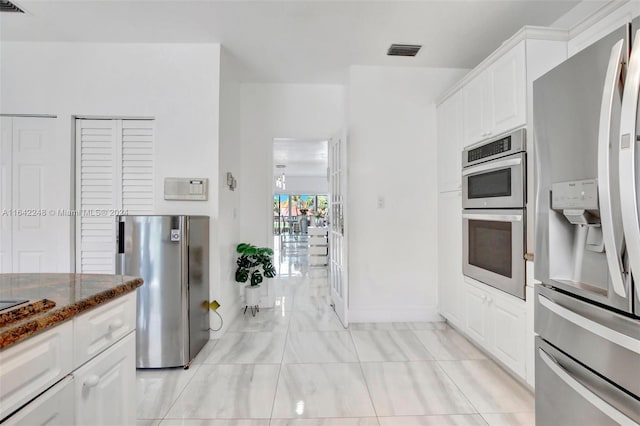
top-left (387, 44), bottom-right (422, 57)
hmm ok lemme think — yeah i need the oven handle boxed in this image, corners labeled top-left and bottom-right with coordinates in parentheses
top-left (538, 347), bottom-right (636, 425)
top-left (620, 29), bottom-right (640, 301)
top-left (462, 156), bottom-right (522, 177)
top-left (598, 39), bottom-right (627, 298)
top-left (462, 213), bottom-right (522, 222)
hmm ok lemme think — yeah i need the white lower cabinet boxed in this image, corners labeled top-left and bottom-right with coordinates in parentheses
top-left (4, 376), bottom-right (74, 426)
top-left (75, 332), bottom-right (136, 426)
top-left (1, 294), bottom-right (137, 425)
top-left (437, 191), bottom-right (463, 328)
top-left (462, 279), bottom-right (527, 379)
top-left (464, 283), bottom-right (490, 346)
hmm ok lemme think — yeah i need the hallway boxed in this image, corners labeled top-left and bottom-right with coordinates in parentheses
top-left (136, 250), bottom-right (534, 425)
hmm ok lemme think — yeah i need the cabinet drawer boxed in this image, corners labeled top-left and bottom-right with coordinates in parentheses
top-left (0, 321), bottom-right (73, 420)
top-left (4, 376), bottom-right (74, 426)
top-left (74, 293), bottom-right (136, 367)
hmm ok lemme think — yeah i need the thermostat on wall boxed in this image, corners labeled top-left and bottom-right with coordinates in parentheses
top-left (164, 177), bottom-right (208, 201)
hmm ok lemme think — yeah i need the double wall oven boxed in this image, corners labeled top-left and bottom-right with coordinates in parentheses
top-left (462, 129), bottom-right (526, 300)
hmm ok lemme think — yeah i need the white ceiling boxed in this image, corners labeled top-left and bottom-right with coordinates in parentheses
top-left (274, 138), bottom-right (328, 177)
top-left (1, 0), bottom-right (582, 84)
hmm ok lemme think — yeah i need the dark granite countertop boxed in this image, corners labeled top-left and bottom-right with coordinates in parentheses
top-left (0, 274), bottom-right (143, 350)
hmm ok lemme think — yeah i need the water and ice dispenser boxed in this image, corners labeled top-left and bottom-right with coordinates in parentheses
top-left (548, 179), bottom-right (609, 292)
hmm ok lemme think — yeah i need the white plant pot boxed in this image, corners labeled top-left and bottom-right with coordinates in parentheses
top-left (244, 284), bottom-right (261, 306)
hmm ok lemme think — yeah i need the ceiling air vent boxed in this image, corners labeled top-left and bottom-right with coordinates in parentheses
top-left (387, 44), bottom-right (421, 57)
top-left (0, 1), bottom-right (24, 12)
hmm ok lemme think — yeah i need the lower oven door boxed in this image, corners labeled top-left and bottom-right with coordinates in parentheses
top-left (536, 337), bottom-right (640, 426)
top-left (462, 209), bottom-right (525, 299)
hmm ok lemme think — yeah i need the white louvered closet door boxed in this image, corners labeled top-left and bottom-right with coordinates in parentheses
top-left (76, 119), bottom-right (154, 274)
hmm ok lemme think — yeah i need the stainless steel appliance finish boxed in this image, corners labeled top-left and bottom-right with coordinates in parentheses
top-left (534, 19), bottom-right (640, 425)
top-left (462, 128), bottom-right (526, 168)
top-left (535, 337), bottom-right (640, 426)
top-left (462, 130), bottom-right (526, 209)
top-left (462, 209), bottom-right (525, 299)
top-left (116, 215), bottom-right (209, 369)
top-left (534, 23), bottom-right (631, 313)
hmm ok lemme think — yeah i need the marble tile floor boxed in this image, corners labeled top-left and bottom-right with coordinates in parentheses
top-left (137, 247), bottom-right (534, 426)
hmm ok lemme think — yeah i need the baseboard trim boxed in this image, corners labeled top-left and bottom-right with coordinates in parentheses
top-left (348, 305), bottom-right (443, 323)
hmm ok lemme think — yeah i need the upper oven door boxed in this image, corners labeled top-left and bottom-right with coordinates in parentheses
top-left (462, 152), bottom-right (526, 209)
top-left (463, 209), bottom-right (526, 299)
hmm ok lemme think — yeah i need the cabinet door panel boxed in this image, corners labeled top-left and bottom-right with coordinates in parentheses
top-left (74, 332), bottom-right (135, 426)
top-left (465, 284), bottom-right (489, 345)
top-left (4, 376), bottom-right (74, 426)
top-left (463, 74), bottom-right (488, 146)
top-left (437, 91), bottom-right (464, 192)
top-left (490, 42), bottom-right (526, 135)
top-left (438, 191), bottom-right (463, 326)
top-left (492, 297), bottom-right (526, 376)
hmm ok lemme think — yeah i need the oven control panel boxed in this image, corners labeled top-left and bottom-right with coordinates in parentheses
top-left (551, 179), bottom-right (599, 210)
top-left (467, 137), bottom-right (511, 163)
top-left (463, 128), bottom-right (526, 168)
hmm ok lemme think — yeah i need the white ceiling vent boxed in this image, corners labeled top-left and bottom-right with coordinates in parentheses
top-left (0, 1), bottom-right (24, 13)
top-left (387, 44), bottom-right (421, 57)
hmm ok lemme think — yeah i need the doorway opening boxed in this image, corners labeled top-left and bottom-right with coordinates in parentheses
top-left (272, 138), bottom-right (329, 278)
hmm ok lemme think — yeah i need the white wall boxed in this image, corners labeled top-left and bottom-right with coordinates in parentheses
top-left (347, 65), bottom-right (468, 322)
top-left (239, 84), bottom-right (345, 248)
top-left (0, 41), bottom-right (221, 315)
top-left (273, 175), bottom-right (328, 194)
top-left (215, 47), bottom-right (244, 334)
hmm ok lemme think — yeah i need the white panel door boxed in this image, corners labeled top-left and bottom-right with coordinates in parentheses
top-left (11, 117), bottom-right (69, 272)
top-left (74, 332), bottom-right (136, 426)
top-left (329, 135), bottom-right (348, 328)
top-left (0, 117), bottom-right (13, 273)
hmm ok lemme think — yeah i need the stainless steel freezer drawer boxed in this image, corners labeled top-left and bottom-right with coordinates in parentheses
top-left (535, 337), bottom-right (640, 425)
top-left (535, 285), bottom-right (640, 399)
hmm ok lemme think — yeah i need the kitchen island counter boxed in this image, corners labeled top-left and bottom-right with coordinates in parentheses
top-left (0, 273), bottom-right (143, 349)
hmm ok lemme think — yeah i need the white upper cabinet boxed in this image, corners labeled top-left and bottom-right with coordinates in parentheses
top-left (463, 71), bottom-right (492, 146)
top-left (490, 41), bottom-right (526, 137)
top-left (463, 41), bottom-right (527, 147)
top-left (437, 91), bottom-right (464, 193)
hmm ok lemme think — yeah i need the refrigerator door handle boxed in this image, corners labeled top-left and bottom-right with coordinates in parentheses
top-left (118, 221), bottom-right (125, 254)
top-left (620, 29), bottom-right (640, 299)
top-left (538, 348), bottom-right (636, 425)
top-left (538, 294), bottom-right (640, 354)
top-left (599, 39), bottom-right (627, 298)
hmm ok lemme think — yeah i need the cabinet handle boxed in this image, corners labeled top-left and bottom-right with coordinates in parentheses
top-left (109, 319), bottom-right (124, 332)
top-left (84, 375), bottom-right (100, 388)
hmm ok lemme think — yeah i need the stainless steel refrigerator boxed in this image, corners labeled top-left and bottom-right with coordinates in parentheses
top-left (116, 215), bottom-right (209, 369)
top-left (534, 20), bottom-right (640, 425)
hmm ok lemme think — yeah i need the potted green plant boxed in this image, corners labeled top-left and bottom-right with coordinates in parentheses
top-left (235, 243), bottom-right (276, 314)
